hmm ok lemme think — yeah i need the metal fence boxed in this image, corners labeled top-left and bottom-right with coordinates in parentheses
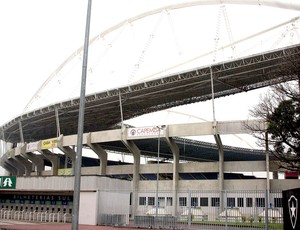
top-left (99, 214), bottom-right (127, 226)
top-left (134, 190), bottom-right (283, 230)
top-left (0, 209), bottom-right (72, 223)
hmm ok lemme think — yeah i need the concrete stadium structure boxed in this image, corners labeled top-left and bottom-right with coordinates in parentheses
top-left (0, 1), bottom-right (300, 227)
top-left (0, 45), bottom-right (299, 226)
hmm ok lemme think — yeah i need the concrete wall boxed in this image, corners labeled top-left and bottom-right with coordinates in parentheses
top-left (97, 191), bottom-right (130, 225)
top-left (16, 174), bottom-right (300, 192)
top-left (271, 179), bottom-right (300, 190)
top-left (79, 191), bottom-right (98, 225)
top-left (16, 175), bottom-right (131, 191)
top-left (105, 161), bottom-right (267, 175)
top-left (139, 179), bottom-right (300, 191)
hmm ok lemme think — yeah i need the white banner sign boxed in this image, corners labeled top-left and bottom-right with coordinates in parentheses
top-left (26, 141), bottom-right (39, 152)
top-left (127, 126), bottom-right (164, 138)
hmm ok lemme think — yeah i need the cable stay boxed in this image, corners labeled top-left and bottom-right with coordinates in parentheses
top-left (128, 10), bottom-right (166, 84)
top-left (213, 5), bottom-right (235, 63)
top-left (166, 9), bottom-right (183, 56)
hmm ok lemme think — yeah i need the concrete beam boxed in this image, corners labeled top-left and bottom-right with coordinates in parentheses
top-left (168, 120), bottom-right (266, 137)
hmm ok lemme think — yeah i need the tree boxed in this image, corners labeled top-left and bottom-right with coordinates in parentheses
top-left (249, 47), bottom-right (300, 171)
top-left (249, 80), bottom-right (300, 172)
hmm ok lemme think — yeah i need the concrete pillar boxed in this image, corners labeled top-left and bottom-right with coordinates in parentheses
top-left (57, 135), bottom-right (76, 169)
top-left (273, 171), bottom-right (279, 179)
top-left (165, 136), bottom-right (179, 217)
top-left (214, 134), bottom-right (224, 211)
top-left (14, 155), bottom-right (32, 176)
top-left (22, 152), bottom-right (45, 175)
top-left (0, 161), bottom-right (17, 175)
top-left (122, 139), bottom-right (140, 217)
top-left (87, 134), bottom-right (107, 175)
top-left (7, 158), bottom-right (25, 176)
top-left (58, 146), bottom-right (76, 169)
top-left (38, 149), bottom-right (60, 176)
top-left (14, 145), bottom-right (32, 176)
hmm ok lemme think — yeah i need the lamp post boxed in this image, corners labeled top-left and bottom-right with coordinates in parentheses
top-left (155, 125), bottom-right (165, 217)
top-left (72, 1), bottom-right (92, 229)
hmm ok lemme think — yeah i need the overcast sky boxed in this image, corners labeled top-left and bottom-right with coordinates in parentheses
top-left (0, 0), bottom-right (195, 122)
top-left (0, 0), bottom-right (299, 149)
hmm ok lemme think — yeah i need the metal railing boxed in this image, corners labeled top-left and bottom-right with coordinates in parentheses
top-left (99, 214), bottom-right (127, 226)
top-left (134, 189), bottom-right (283, 230)
top-left (0, 209), bottom-right (72, 224)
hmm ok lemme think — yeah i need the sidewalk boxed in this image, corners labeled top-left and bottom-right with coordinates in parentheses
top-left (0, 221), bottom-right (137, 230)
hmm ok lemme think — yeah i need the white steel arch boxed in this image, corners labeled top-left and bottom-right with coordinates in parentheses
top-left (24, 0), bottom-right (300, 112)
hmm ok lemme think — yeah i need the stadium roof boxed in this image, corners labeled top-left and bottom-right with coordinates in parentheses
top-left (1, 44), bottom-right (299, 143)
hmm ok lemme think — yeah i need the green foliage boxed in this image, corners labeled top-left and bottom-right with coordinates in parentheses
top-left (267, 96), bottom-right (300, 171)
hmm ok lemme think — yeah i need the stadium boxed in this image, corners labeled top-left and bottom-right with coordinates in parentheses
top-left (0, 1), bottom-right (300, 229)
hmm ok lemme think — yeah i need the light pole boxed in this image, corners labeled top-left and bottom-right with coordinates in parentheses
top-left (72, 1), bottom-right (92, 229)
top-left (155, 125), bottom-right (165, 217)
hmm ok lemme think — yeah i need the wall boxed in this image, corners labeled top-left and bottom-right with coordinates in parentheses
top-left (97, 191), bottom-right (130, 225)
top-left (16, 175), bottom-right (131, 191)
top-left (79, 191), bottom-right (98, 225)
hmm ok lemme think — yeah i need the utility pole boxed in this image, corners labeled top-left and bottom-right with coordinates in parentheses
top-left (72, 0), bottom-right (92, 229)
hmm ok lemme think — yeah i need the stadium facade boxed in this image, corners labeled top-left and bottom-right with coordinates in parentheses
top-left (0, 119), bottom-right (299, 226)
top-left (0, 30), bottom-right (300, 228)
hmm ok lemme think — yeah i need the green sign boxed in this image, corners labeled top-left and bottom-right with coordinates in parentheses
top-left (0, 176), bottom-right (16, 189)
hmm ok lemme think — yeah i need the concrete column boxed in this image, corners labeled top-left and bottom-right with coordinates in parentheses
top-left (272, 171), bottom-right (279, 179)
top-left (14, 155), bottom-right (32, 176)
top-left (0, 161), bottom-right (17, 175)
top-left (214, 134), bottom-right (224, 211)
top-left (90, 144), bottom-right (107, 175)
top-left (38, 149), bottom-right (60, 176)
top-left (14, 145), bottom-right (32, 176)
top-left (122, 139), bottom-right (140, 217)
top-left (22, 152), bottom-right (45, 175)
top-left (57, 135), bottom-right (76, 169)
top-left (7, 158), bottom-right (25, 176)
top-left (58, 146), bottom-right (76, 169)
top-left (87, 134), bottom-right (107, 175)
top-left (165, 136), bottom-right (179, 217)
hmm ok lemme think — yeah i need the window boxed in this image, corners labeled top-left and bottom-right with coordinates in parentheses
top-left (227, 197), bottom-right (235, 207)
top-left (274, 198), bottom-right (282, 208)
top-left (139, 197), bottom-right (146, 206)
top-left (200, 197), bottom-right (208, 207)
top-left (148, 197), bottom-right (155, 206)
top-left (237, 197), bottom-right (244, 207)
top-left (211, 197), bottom-right (220, 207)
top-left (167, 197), bottom-right (173, 206)
top-left (158, 197), bottom-right (165, 208)
top-left (246, 198), bottom-right (253, 207)
top-left (256, 198), bottom-right (265, 207)
top-left (179, 197), bottom-right (187, 206)
top-left (191, 197), bottom-right (198, 207)
top-left (130, 192), bottom-right (132, 205)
